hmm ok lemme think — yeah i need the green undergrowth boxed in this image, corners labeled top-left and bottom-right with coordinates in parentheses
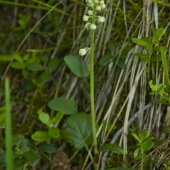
top-left (0, 0), bottom-right (170, 170)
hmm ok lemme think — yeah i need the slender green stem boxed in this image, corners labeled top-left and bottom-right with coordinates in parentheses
top-left (90, 29), bottom-right (98, 154)
top-left (5, 78), bottom-right (13, 170)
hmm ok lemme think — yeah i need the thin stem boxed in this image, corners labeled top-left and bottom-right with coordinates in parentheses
top-left (5, 78), bottom-right (13, 170)
top-left (90, 29), bottom-right (98, 154)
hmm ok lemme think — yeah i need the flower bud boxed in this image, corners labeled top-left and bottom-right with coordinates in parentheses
top-left (101, 3), bottom-right (106, 9)
top-left (96, 5), bottom-right (102, 11)
top-left (90, 24), bottom-right (97, 30)
top-left (87, 10), bottom-right (93, 16)
top-left (98, 16), bottom-right (105, 23)
top-left (83, 15), bottom-right (89, 22)
top-left (79, 48), bottom-right (89, 56)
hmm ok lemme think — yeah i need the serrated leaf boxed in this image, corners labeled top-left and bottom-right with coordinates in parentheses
top-left (31, 131), bottom-right (50, 142)
top-left (63, 113), bottom-right (92, 149)
top-left (48, 97), bottom-right (77, 115)
top-left (100, 144), bottom-right (124, 154)
top-left (64, 55), bottom-right (89, 77)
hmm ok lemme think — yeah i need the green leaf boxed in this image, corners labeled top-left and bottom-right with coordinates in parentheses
top-left (134, 148), bottom-right (141, 160)
top-left (24, 150), bottom-right (39, 163)
top-left (141, 138), bottom-right (154, 152)
top-left (63, 113), bottom-right (92, 149)
top-left (39, 144), bottom-right (57, 154)
top-left (132, 37), bottom-right (149, 48)
top-left (139, 130), bottom-right (149, 142)
top-left (132, 133), bottom-right (140, 142)
top-left (134, 53), bottom-right (150, 62)
top-left (48, 97), bottom-right (77, 115)
top-left (38, 113), bottom-right (50, 126)
top-left (100, 144), bottom-right (124, 154)
top-left (50, 112), bottom-right (63, 126)
top-left (31, 131), bottom-right (50, 142)
top-left (152, 28), bottom-right (165, 45)
top-left (27, 63), bottom-right (44, 71)
top-left (48, 128), bottom-right (60, 139)
top-left (64, 55), bottom-right (89, 78)
top-left (98, 54), bottom-right (112, 65)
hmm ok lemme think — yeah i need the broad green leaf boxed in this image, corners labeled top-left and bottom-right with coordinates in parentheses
top-left (11, 62), bottom-right (25, 69)
top-left (24, 149), bottom-right (39, 163)
top-left (98, 54), bottom-right (112, 65)
top-left (39, 144), bottom-right (57, 154)
top-left (39, 113), bottom-right (50, 126)
top-left (100, 144), bottom-right (124, 154)
top-left (48, 128), bottom-right (60, 139)
top-left (48, 97), bottom-right (77, 115)
top-left (107, 40), bottom-right (117, 54)
top-left (132, 37), bottom-right (149, 49)
top-left (152, 28), bottom-right (165, 45)
top-left (27, 63), bottom-right (44, 71)
top-left (31, 131), bottom-right (50, 142)
top-left (63, 113), bottom-right (92, 149)
top-left (64, 55), bottom-right (89, 77)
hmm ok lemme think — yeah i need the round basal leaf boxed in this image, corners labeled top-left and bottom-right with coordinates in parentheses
top-left (48, 128), bottom-right (61, 139)
top-left (39, 113), bottom-right (50, 126)
top-left (27, 63), bottom-right (44, 71)
top-left (64, 55), bottom-right (89, 78)
top-left (63, 113), bottom-right (92, 149)
top-left (31, 131), bottom-right (50, 142)
top-left (48, 97), bottom-right (77, 115)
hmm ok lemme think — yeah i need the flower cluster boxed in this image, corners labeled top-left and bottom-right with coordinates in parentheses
top-left (83, 0), bottom-right (106, 30)
top-left (79, 0), bottom-right (106, 56)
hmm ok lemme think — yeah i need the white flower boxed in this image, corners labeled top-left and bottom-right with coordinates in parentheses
top-left (98, 16), bottom-right (105, 23)
top-left (90, 24), bottom-right (97, 30)
top-left (79, 48), bottom-right (89, 56)
top-left (94, 0), bottom-right (99, 3)
top-left (86, 0), bottom-right (93, 3)
top-left (96, 5), bottom-right (102, 11)
top-left (101, 3), bottom-right (106, 9)
top-left (83, 15), bottom-right (89, 22)
top-left (100, 0), bottom-right (105, 4)
top-left (87, 10), bottom-right (93, 16)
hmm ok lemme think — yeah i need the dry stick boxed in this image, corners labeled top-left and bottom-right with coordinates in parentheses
top-left (100, 103), bottom-right (152, 170)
